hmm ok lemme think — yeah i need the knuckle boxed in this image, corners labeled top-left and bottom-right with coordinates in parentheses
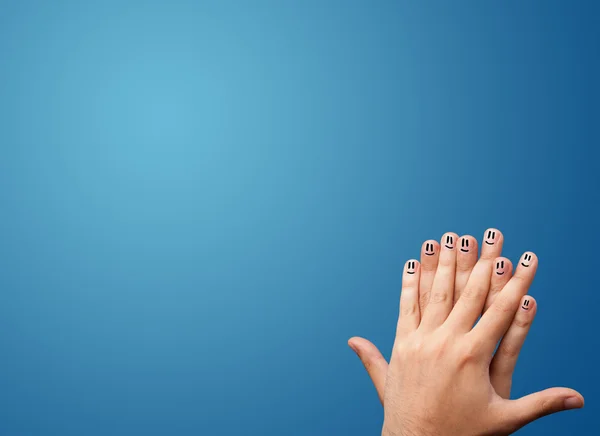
top-left (458, 341), bottom-right (481, 365)
top-left (458, 286), bottom-right (478, 304)
top-left (411, 338), bottom-right (425, 354)
top-left (421, 262), bottom-right (437, 272)
top-left (480, 248), bottom-right (496, 259)
top-left (422, 335), bottom-right (450, 359)
top-left (492, 297), bottom-right (514, 315)
top-left (511, 274), bottom-right (527, 286)
top-left (393, 341), bottom-right (407, 358)
top-left (362, 358), bottom-right (376, 371)
top-left (538, 398), bottom-right (554, 415)
top-left (429, 291), bottom-right (449, 305)
top-left (401, 303), bottom-right (418, 317)
top-left (362, 353), bottom-right (386, 373)
top-left (399, 338), bottom-right (423, 360)
top-left (456, 259), bottom-right (473, 272)
top-left (438, 258), bottom-right (452, 268)
top-left (438, 255), bottom-right (454, 267)
top-left (513, 317), bottom-right (532, 329)
top-left (497, 342), bottom-right (520, 358)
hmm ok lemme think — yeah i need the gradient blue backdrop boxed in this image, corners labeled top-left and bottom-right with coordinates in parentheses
top-left (0, 1), bottom-right (598, 435)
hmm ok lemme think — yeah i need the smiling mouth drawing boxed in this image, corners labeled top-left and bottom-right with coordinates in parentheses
top-left (425, 252), bottom-right (434, 256)
top-left (521, 263), bottom-right (529, 267)
top-left (407, 271), bottom-right (415, 274)
top-left (460, 249), bottom-right (469, 252)
top-left (496, 271), bottom-right (504, 275)
top-left (445, 245), bottom-right (453, 249)
top-left (485, 241), bottom-right (494, 245)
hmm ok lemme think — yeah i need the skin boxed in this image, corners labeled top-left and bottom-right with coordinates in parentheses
top-left (348, 229), bottom-right (584, 435)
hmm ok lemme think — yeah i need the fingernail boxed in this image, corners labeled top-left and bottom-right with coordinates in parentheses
top-left (564, 396), bottom-right (583, 409)
top-left (496, 259), bottom-right (506, 275)
top-left (460, 237), bottom-right (469, 253)
top-left (444, 234), bottom-right (455, 249)
top-left (484, 229), bottom-right (497, 246)
top-left (406, 260), bottom-right (417, 274)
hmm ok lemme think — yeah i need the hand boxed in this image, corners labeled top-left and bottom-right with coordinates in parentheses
top-left (350, 229), bottom-right (584, 435)
top-left (349, 230), bottom-right (532, 402)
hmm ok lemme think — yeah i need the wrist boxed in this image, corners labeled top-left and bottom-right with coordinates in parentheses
top-left (382, 418), bottom-right (436, 436)
top-left (382, 425), bottom-right (431, 436)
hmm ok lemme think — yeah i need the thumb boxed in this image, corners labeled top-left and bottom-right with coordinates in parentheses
top-left (348, 336), bottom-right (388, 404)
top-left (502, 387), bottom-right (584, 433)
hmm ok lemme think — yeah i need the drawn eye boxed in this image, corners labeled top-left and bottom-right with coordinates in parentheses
top-left (407, 261), bottom-right (417, 273)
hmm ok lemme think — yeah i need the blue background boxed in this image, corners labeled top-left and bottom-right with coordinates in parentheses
top-left (0, 1), bottom-right (598, 434)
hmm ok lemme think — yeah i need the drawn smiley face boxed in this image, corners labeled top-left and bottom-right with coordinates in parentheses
top-left (407, 260), bottom-right (417, 274)
top-left (496, 260), bottom-right (506, 275)
top-left (424, 242), bottom-right (435, 256)
top-left (460, 238), bottom-right (470, 253)
top-left (444, 235), bottom-right (455, 249)
top-left (521, 253), bottom-right (533, 267)
top-left (485, 230), bottom-right (497, 245)
top-left (521, 299), bottom-right (531, 310)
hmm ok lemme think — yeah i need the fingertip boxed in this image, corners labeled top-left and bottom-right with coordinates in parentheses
top-left (347, 338), bottom-right (358, 353)
top-left (519, 295), bottom-right (537, 314)
top-left (422, 239), bottom-right (439, 248)
top-left (564, 388), bottom-right (584, 403)
top-left (441, 232), bottom-right (459, 250)
top-left (404, 259), bottom-right (420, 275)
top-left (457, 235), bottom-right (478, 255)
top-left (347, 336), bottom-right (379, 355)
top-left (482, 228), bottom-right (504, 258)
top-left (484, 228), bottom-right (504, 244)
top-left (348, 336), bottom-right (364, 346)
top-left (493, 257), bottom-right (513, 277)
top-left (519, 251), bottom-right (538, 269)
top-left (421, 240), bottom-right (440, 257)
top-left (564, 396), bottom-right (584, 410)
